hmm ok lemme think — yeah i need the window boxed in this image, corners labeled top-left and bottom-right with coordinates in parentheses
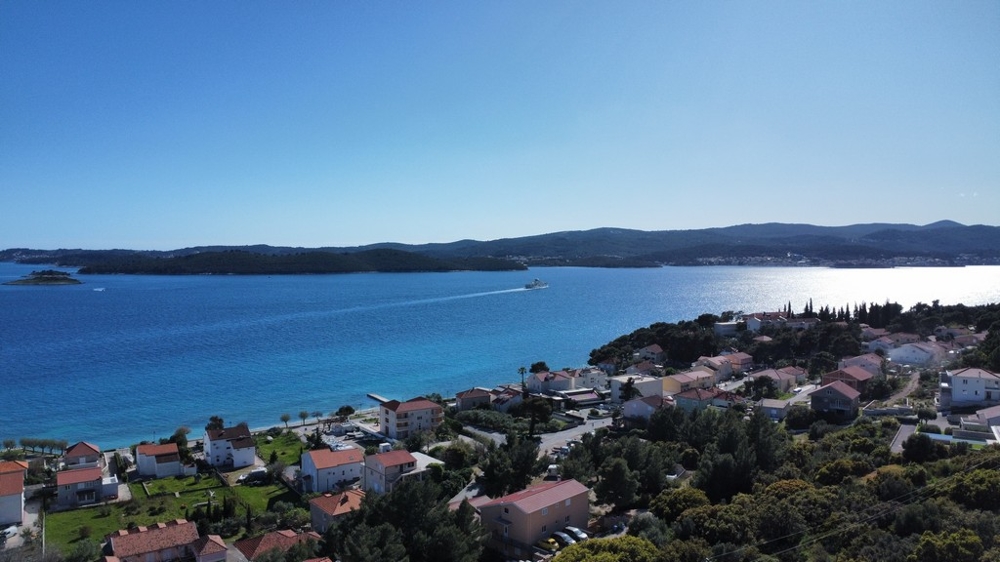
top-left (503, 507), bottom-right (509, 514)
top-left (542, 525), bottom-right (547, 532)
top-left (565, 515), bottom-right (570, 522)
top-left (565, 498), bottom-right (571, 506)
top-left (541, 507), bottom-right (548, 515)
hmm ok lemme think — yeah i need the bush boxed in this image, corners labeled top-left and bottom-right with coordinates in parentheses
top-left (920, 425), bottom-right (943, 435)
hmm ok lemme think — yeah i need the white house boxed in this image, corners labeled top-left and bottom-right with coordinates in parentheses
top-left (888, 343), bottom-right (944, 367)
top-left (838, 353), bottom-right (884, 377)
top-left (526, 371), bottom-right (575, 394)
top-left (136, 443), bottom-right (184, 479)
top-left (940, 367), bottom-right (1000, 410)
top-left (609, 375), bottom-right (662, 403)
top-left (300, 448), bottom-right (364, 493)
top-left (622, 395), bottom-right (674, 422)
top-left (379, 397), bottom-right (444, 440)
top-left (204, 425), bottom-right (256, 469)
top-left (0, 461), bottom-right (27, 526)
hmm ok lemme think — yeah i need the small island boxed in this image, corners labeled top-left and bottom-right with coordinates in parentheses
top-left (3, 269), bottom-right (82, 285)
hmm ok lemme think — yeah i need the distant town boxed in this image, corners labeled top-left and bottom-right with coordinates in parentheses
top-left (2, 299), bottom-right (999, 562)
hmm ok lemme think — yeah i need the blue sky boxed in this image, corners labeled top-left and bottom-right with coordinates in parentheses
top-left (2, 1), bottom-right (998, 250)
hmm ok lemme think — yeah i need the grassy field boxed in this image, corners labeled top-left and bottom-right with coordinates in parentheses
top-left (255, 431), bottom-right (304, 465)
top-left (45, 477), bottom-right (299, 554)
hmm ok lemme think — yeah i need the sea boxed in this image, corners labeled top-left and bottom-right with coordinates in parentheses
top-left (1, 261), bottom-right (998, 450)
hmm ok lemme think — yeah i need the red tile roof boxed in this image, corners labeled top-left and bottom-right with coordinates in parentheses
top-left (136, 443), bottom-right (179, 457)
top-left (369, 449), bottom-right (416, 468)
top-left (456, 388), bottom-right (491, 399)
top-left (191, 534), bottom-right (227, 556)
top-left (305, 448), bottom-right (363, 470)
top-left (381, 397), bottom-right (442, 413)
top-left (64, 441), bottom-right (101, 458)
top-left (231, 436), bottom-right (256, 450)
top-left (309, 489), bottom-right (365, 518)
top-left (206, 425), bottom-right (251, 442)
top-left (234, 529), bottom-right (321, 561)
top-left (56, 467), bottom-right (103, 486)
top-left (108, 519), bottom-right (199, 558)
top-left (304, 558), bottom-right (334, 562)
top-left (0, 461), bottom-right (28, 474)
top-left (825, 366), bottom-right (874, 382)
top-left (812, 381), bottom-right (862, 400)
top-left (482, 479), bottom-right (589, 514)
top-left (0, 471), bottom-right (24, 496)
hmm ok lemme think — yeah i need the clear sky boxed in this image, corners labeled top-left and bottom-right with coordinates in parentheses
top-left (2, 1), bottom-right (998, 250)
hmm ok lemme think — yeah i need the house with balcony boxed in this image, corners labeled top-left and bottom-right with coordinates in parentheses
top-left (309, 489), bottom-right (365, 533)
top-left (662, 370), bottom-right (714, 395)
top-left (821, 366), bottom-right (874, 397)
top-left (363, 450), bottom-right (424, 495)
top-left (693, 355), bottom-right (734, 382)
top-left (720, 350), bottom-right (754, 374)
top-left (0, 460), bottom-right (27, 526)
top-left (809, 381), bottom-right (861, 421)
top-left (204, 425), bottom-right (256, 469)
top-left (479, 479), bottom-right (590, 559)
top-left (635, 344), bottom-right (666, 363)
top-left (379, 397), bottom-right (444, 440)
top-left (939, 367), bottom-right (1000, 411)
top-left (300, 448), bottom-right (364, 493)
top-left (56, 467), bottom-right (105, 508)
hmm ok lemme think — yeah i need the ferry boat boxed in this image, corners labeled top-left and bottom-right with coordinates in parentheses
top-left (524, 278), bottom-right (548, 290)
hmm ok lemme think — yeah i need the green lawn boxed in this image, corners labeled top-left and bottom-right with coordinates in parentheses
top-left (255, 431), bottom-right (304, 465)
top-left (45, 479), bottom-right (298, 554)
top-left (143, 474), bottom-right (220, 496)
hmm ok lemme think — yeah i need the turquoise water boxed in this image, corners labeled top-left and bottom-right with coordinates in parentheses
top-left (1, 261), bottom-right (998, 449)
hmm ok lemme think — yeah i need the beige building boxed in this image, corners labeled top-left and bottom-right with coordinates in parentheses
top-left (379, 397), bottom-right (444, 440)
top-left (479, 479), bottom-right (590, 558)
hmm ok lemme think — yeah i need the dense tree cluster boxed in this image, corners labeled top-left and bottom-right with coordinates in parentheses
top-left (321, 479), bottom-right (485, 562)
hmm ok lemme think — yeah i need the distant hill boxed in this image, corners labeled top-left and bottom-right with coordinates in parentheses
top-left (2, 221), bottom-right (999, 271)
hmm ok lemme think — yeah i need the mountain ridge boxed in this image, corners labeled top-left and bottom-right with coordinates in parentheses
top-left (3, 221), bottom-right (999, 271)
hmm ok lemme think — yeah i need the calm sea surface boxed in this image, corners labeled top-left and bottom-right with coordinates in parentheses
top-left (1, 261), bottom-right (998, 449)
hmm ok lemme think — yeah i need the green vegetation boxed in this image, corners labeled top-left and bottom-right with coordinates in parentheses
top-left (255, 431), bottom-right (304, 465)
top-left (75, 248), bottom-right (525, 275)
top-left (44, 478), bottom-right (296, 556)
top-left (2, 269), bottom-right (81, 285)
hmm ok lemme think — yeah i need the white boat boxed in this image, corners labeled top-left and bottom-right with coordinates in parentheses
top-left (525, 278), bottom-right (548, 290)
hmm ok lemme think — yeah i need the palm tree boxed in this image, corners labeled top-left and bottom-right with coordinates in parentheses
top-left (280, 413), bottom-right (290, 428)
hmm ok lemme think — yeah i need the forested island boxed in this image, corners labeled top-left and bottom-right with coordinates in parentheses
top-left (4, 220), bottom-right (1000, 272)
top-left (2, 269), bottom-right (81, 285)
top-left (72, 249), bottom-right (526, 275)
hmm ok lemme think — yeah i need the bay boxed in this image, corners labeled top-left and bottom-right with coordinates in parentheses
top-left (1, 261), bottom-right (998, 449)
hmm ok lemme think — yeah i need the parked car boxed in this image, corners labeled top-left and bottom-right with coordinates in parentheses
top-left (534, 537), bottom-right (559, 552)
top-left (551, 531), bottom-right (576, 548)
top-left (563, 526), bottom-right (589, 542)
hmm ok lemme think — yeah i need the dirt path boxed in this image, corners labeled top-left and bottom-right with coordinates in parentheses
top-left (888, 371), bottom-right (921, 403)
